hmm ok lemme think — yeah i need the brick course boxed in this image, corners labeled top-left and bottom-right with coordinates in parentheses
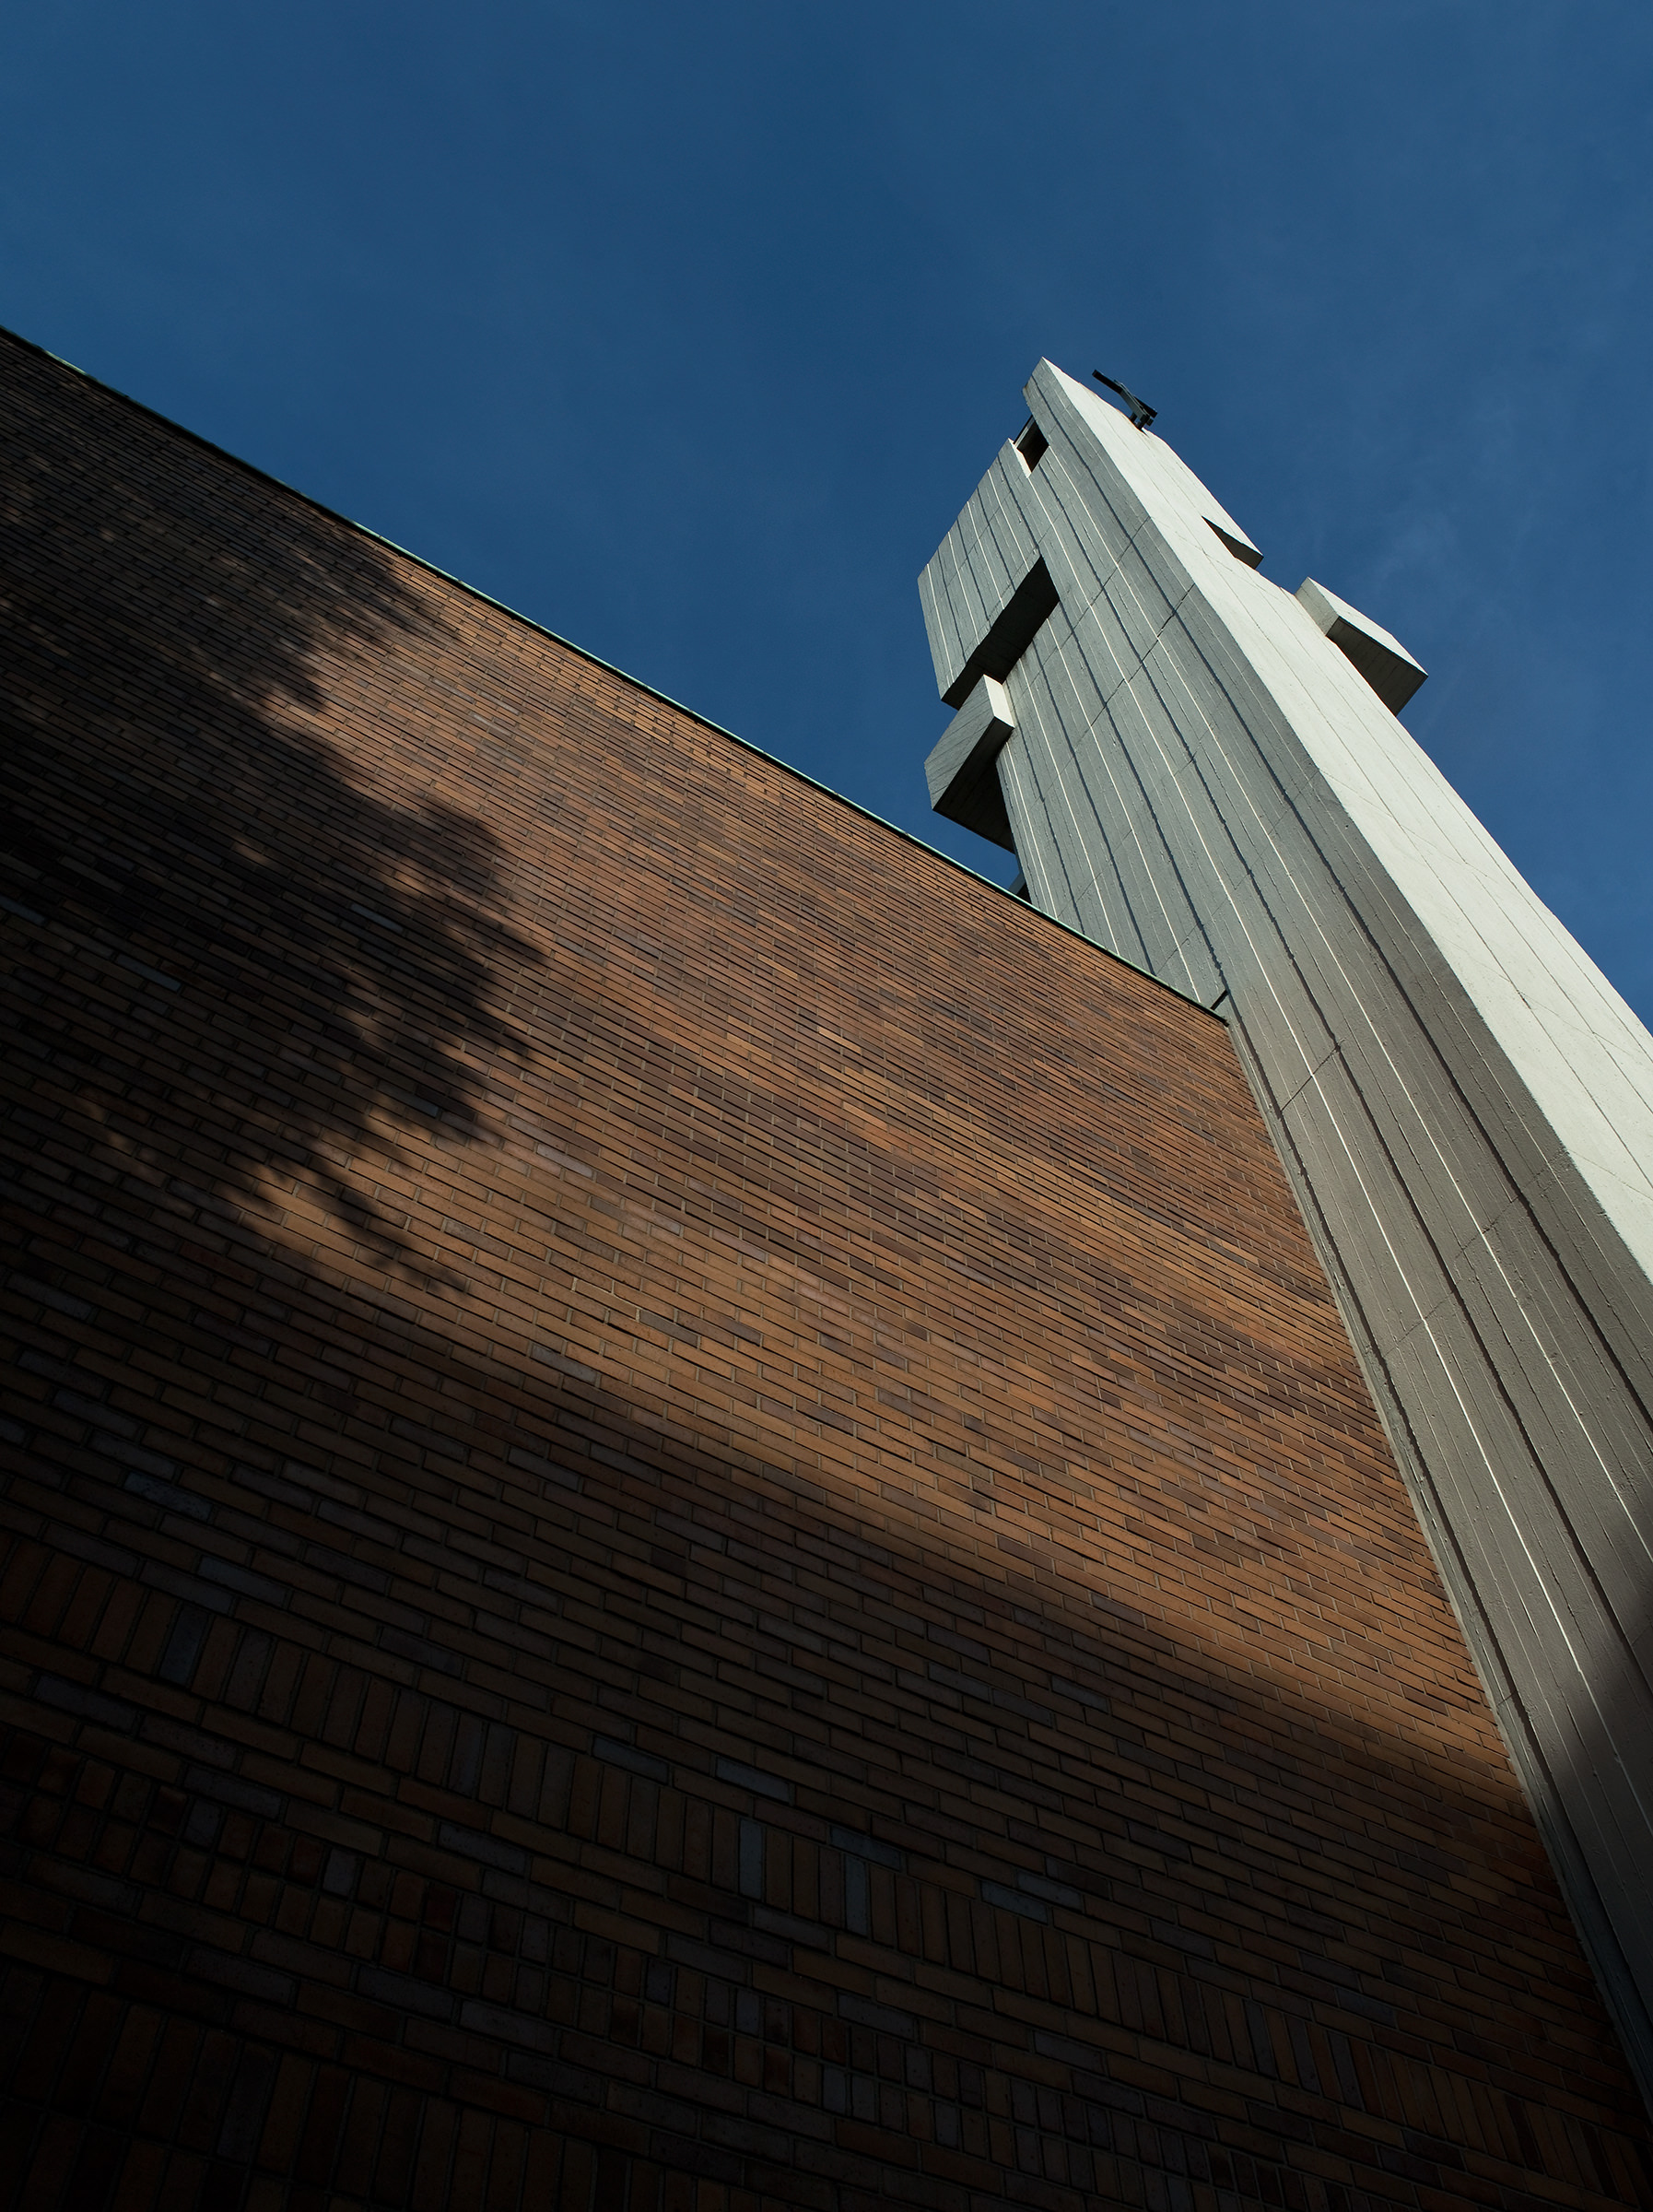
top-left (1, 327), bottom-right (1647, 2209)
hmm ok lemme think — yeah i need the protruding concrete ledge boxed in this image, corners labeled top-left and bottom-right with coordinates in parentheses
top-left (1207, 517), bottom-right (1264, 567)
top-left (1297, 576), bottom-right (1427, 713)
top-left (925, 675), bottom-right (1017, 851)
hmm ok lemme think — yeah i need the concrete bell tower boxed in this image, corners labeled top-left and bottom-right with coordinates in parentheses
top-left (920, 360), bottom-right (1653, 2101)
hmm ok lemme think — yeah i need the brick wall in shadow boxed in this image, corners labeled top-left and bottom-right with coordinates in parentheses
top-left (0, 332), bottom-right (538, 1271)
top-left (1, 331), bottom-right (1648, 2211)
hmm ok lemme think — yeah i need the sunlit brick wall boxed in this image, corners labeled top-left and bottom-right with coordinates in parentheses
top-left (2, 331), bottom-right (1647, 2210)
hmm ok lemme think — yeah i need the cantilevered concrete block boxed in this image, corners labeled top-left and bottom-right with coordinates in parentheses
top-left (1296, 575), bottom-right (1427, 712)
top-left (924, 674), bottom-right (1016, 851)
top-left (1206, 517), bottom-right (1264, 567)
top-left (919, 357), bottom-right (1653, 2105)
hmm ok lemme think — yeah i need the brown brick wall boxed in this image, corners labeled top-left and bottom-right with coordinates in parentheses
top-left (0, 328), bottom-right (1647, 2210)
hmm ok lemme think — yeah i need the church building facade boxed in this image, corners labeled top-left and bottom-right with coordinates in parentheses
top-left (1, 330), bottom-right (1648, 2208)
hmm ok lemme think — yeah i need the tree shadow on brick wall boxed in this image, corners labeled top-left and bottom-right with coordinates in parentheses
top-left (0, 338), bottom-right (539, 1273)
top-left (3, 337), bottom-right (1650, 2206)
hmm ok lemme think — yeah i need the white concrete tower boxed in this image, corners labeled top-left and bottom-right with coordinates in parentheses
top-left (920, 361), bottom-right (1653, 2100)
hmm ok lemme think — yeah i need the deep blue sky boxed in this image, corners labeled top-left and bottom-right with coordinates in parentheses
top-left (6, 3), bottom-right (1651, 1015)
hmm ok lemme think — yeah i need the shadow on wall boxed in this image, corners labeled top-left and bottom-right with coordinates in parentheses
top-left (0, 336), bottom-right (541, 1271)
top-left (2, 335), bottom-right (1650, 2204)
top-left (2, 1269), bottom-right (1649, 2208)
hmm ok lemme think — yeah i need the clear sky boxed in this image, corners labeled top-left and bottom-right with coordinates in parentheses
top-left (6, 2), bottom-right (1651, 1016)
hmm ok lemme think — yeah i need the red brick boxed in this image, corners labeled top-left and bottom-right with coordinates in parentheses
top-left (1, 328), bottom-right (1649, 2207)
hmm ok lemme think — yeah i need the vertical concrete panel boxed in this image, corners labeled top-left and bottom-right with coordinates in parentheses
top-left (920, 358), bottom-right (1653, 2105)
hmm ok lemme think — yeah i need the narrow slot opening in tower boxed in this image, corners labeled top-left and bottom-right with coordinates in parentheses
top-left (1014, 418), bottom-right (1049, 471)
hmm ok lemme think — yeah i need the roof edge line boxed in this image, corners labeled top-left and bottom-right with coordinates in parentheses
top-left (2, 322), bottom-right (1218, 1019)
